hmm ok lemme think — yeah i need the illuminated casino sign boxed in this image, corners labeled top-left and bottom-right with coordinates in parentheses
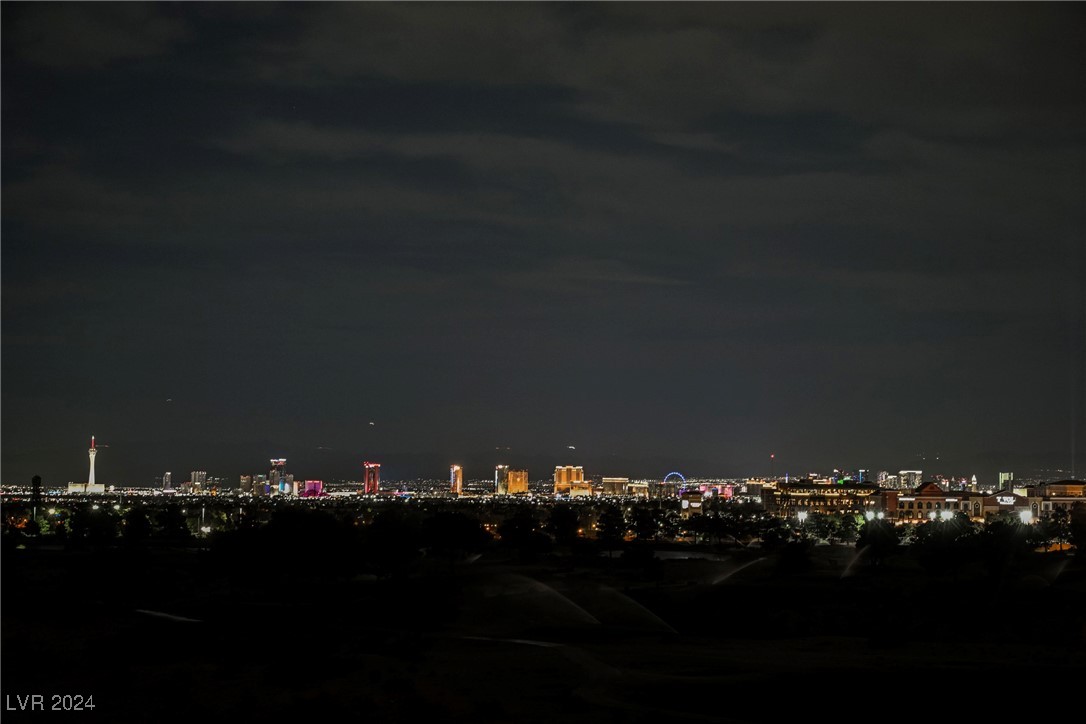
top-left (996, 496), bottom-right (1016, 505)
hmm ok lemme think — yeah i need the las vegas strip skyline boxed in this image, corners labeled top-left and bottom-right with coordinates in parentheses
top-left (2, 4), bottom-right (1083, 487)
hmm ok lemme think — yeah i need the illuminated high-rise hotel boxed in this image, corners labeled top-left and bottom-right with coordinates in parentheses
top-left (363, 462), bottom-right (381, 494)
top-left (450, 465), bottom-right (463, 495)
top-left (899, 470), bottom-right (923, 490)
top-left (508, 469), bottom-right (528, 494)
top-left (554, 465), bottom-right (584, 496)
top-left (495, 465), bottom-right (527, 495)
top-left (270, 459), bottom-right (287, 494)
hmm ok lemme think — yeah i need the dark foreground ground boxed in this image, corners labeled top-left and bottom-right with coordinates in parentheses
top-left (3, 543), bottom-right (1084, 723)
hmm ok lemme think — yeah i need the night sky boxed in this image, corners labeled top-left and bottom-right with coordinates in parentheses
top-left (3, 3), bottom-right (1084, 485)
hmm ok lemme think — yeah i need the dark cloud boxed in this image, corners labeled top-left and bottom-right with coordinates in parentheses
top-left (2, 3), bottom-right (1082, 485)
top-left (8, 3), bottom-right (189, 69)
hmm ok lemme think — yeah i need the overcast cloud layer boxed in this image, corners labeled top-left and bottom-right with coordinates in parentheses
top-left (3, 3), bottom-right (1083, 484)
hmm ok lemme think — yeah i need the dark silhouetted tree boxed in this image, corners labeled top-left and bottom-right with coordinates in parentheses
top-left (69, 504), bottom-right (119, 544)
top-left (546, 505), bottom-right (581, 547)
top-left (757, 517), bottom-right (791, 552)
top-left (1067, 502), bottom-right (1085, 551)
top-left (979, 514), bottom-right (1030, 579)
top-left (631, 505), bottom-right (660, 542)
top-left (912, 512), bottom-right (978, 578)
top-left (423, 511), bottom-right (491, 562)
top-left (123, 507), bottom-right (152, 545)
top-left (497, 507), bottom-right (551, 561)
top-left (1041, 507), bottom-right (1072, 551)
top-left (836, 514), bottom-right (861, 544)
top-left (366, 510), bottom-right (423, 577)
top-left (596, 505), bottom-right (627, 556)
top-left (856, 518), bottom-right (899, 567)
top-left (155, 505), bottom-right (191, 540)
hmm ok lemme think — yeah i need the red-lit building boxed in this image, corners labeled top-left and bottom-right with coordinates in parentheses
top-left (362, 462), bottom-right (380, 495)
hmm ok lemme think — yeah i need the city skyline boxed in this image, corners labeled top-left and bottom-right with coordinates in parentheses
top-left (10, 432), bottom-right (1073, 491)
top-left (2, 4), bottom-right (1084, 490)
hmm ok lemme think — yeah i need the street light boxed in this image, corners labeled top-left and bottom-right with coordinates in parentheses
top-left (1019, 511), bottom-right (1033, 525)
top-left (928, 511), bottom-right (937, 520)
top-left (797, 511), bottom-right (808, 523)
top-left (865, 511), bottom-right (876, 521)
top-left (940, 510), bottom-right (954, 521)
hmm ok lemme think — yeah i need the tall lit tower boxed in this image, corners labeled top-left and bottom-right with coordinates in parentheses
top-left (88, 436), bottom-right (97, 486)
top-left (450, 465), bottom-right (463, 495)
top-left (363, 462), bottom-right (381, 494)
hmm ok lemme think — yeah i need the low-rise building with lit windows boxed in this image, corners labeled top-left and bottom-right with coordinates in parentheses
top-left (893, 482), bottom-right (975, 522)
top-left (600, 477), bottom-right (629, 496)
top-left (569, 481), bottom-right (593, 498)
top-left (1035, 480), bottom-right (1084, 519)
top-left (761, 479), bottom-right (883, 517)
top-left (680, 491), bottom-right (703, 518)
